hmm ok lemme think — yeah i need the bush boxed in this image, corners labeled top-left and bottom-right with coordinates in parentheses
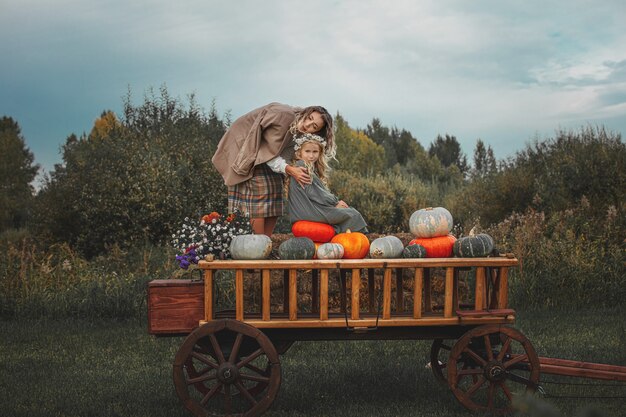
top-left (488, 201), bottom-right (625, 309)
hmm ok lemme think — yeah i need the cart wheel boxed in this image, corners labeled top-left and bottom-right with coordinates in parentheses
top-left (447, 325), bottom-right (540, 414)
top-left (429, 339), bottom-right (453, 384)
top-left (173, 319), bottom-right (281, 417)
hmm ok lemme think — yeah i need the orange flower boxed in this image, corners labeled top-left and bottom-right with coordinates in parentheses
top-left (226, 213), bottom-right (236, 222)
top-left (202, 212), bottom-right (221, 223)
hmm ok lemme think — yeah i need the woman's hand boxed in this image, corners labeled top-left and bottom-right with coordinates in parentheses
top-left (286, 165), bottom-right (311, 187)
top-left (335, 200), bottom-right (349, 208)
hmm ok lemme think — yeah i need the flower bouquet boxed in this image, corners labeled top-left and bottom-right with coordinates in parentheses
top-left (171, 209), bottom-right (253, 269)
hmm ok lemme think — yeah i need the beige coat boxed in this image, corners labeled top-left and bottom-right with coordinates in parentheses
top-left (212, 103), bottom-right (298, 186)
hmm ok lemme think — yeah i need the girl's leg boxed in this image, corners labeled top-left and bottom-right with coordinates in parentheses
top-left (250, 216), bottom-right (278, 236)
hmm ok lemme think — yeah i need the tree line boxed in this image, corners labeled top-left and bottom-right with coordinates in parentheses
top-left (1, 87), bottom-right (624, 258)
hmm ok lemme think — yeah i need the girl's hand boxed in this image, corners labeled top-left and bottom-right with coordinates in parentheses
top-left (286, 165), bottom-right (311, 187)
top-left (336, 200), bottom-right (349, 208)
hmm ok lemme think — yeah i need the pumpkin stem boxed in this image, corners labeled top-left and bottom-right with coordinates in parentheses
top-left (469, 226), bottom-right (477, 237)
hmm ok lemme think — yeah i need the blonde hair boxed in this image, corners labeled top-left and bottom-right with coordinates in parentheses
top-left (290, 106), bottom-right (336, 161)
top-left (284, 140), bottom-right (331, 199)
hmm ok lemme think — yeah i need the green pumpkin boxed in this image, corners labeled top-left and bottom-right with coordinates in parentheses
top-left (229, 234), bottom-right (272, 260)
top-left (453, 233), bottom-right (494, 257)
top-left (278, 237), bottom-right (316, 260)
top-left (402, 244), bottom-right (427, 258)
top-left (369, 236), bottom-right (404, 259)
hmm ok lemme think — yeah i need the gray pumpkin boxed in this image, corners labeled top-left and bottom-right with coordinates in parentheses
top-left (229, 234), bottom-right (272, 260)
top-left (278, 237), bottom-right (316, 260)
top-left (369, 236), bottom-right (404, 259)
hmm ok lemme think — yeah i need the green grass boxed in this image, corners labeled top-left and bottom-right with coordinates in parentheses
top-left (1, 309), bottom-right (624, 417)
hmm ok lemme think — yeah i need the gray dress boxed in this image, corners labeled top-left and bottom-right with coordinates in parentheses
top-left (288, 161), bottom-right (368, 233)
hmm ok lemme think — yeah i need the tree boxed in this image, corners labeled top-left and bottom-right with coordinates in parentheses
top-left (34, 87), bottom-right (229, 257)
top-left (333, 114), bottom-right (385, 176)
top-left (0, 117), bottom-right (39, 231)
top-left (471, 139), bottom-right (497, 179)
top-left (428, 134), bottom-right (468, 175)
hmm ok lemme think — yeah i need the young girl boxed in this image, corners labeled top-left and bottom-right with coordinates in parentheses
top-left (287, 133), bottom-right (368, 233)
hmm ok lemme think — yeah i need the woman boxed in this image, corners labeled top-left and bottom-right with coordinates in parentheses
top-left (212, 102), bottom-right (335, 236)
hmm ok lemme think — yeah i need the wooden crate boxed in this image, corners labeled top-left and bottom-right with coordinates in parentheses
top-left (148, 279), bottom-right (204, 334)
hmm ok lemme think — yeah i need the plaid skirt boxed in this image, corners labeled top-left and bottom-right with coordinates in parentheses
top-left (228, 164), bottom-right (284, 218)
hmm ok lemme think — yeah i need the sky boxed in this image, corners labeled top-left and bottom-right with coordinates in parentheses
top-left (2, 0), bottom-right (625, 184)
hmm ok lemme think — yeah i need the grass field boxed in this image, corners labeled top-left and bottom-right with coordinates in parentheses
top-left (1, 308), bottom-right (625, 417)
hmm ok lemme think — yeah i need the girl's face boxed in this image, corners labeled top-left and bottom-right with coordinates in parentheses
top-left (300, 142), bottom-right (321, 164)
top-left (297, 111), bottom-right (325, 134)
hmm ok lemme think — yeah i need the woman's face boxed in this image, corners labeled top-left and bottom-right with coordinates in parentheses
top-left (299, 142), bottom-right (321, 164)
top-left (298, 111), bottom-right (325, 134)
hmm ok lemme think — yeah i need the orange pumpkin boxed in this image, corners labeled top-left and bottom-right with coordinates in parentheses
top-left (292, 220), bottom-right (336, 243)
top-left (330, 230), bottom-right (370, 259)
top-left (409, 234), bottom-right (457, 258)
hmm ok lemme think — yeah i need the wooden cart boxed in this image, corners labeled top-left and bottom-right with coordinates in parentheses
top-left (147, 257), bottom-right (626, 416)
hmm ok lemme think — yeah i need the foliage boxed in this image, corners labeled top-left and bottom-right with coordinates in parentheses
top-left (489, 202), bottom-right (625, 310)
top-left (470, 138), bottom-right (497, 179)
top-left (332, 114), bottom-right (385, 176)
top-left (449, 126), bottom-right (625, 228)
top-left (171, 209), bottom-right (253, 267)
top-left (329, 171), bottom-right (438, 233)
top-left (33, 86), bottom-right (229, 257)
top-left (0, 117), bottom-right (39, 232)
top-left (428, 134), bottom-right (468, 176)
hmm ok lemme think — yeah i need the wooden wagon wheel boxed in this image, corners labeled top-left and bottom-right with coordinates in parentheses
top-left (447, 324), bottom-right (540, 414)
top-left (430, 339), bottom-right (454, 384)
top-left (173, 319), bottom-right (281, 417)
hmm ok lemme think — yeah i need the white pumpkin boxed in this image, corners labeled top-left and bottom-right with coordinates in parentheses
top-left (369, 236), bottom-right (404, 259)
top-left (316, 242), bottom-right (344, 259)
top-left (409, 207), bottom-right (453, 238)
top-left (229, 234), bottom-right (272, 260)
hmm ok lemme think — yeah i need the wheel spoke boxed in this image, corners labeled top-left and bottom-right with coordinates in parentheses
top-left (497, 337), bottom-right (512, 361)
top-left (504, 353), bottom-right (527, 369)
top-left (483, 335), bottom-right (494, 361)
top-left (465, 376), bottom-right (486, 397)
top-left (187, 372), bottom-right (217, 385)
top-left (236, 348), bottom-right (264, 369)
top-left (209, 334), bottom-right (226, 364)
top-left (500, 381), bottom-right (513, 401)
top-left (463, 346), bottom-right (487, 367)
top-left (229, 333), bottom-right (244, 362)
top-left (458, 368), bottom-right (483, 376)
top-left (223, 383), bottom-right (232, 414)
top-left (441, 343), bottom-right (452, 351)
top-left (200, 382), bottom-right (222, 406)
top-left (487, 382), bottom-right (496, 410)
top-left (240, 373), bottom-right (270, 383)
top-left (190, 351), bottom-right (219, 369)
top-left (244, 362), bottom-right (267, 375)
top-left (236, 381), bottom-right (259, 406)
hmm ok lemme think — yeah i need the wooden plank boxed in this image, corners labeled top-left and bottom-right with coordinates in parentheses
top-left (198, 257), bottom-right (519, 270)
top-left (204, 270), bottom-right (213, 321)
top-left (262, 269), bottom-right (270, 321)
top-left (368, 269), bottom-right (375, 313)
top-left (289, 269), bottom-right (297, 321)
top-left (236, 269), bottom-right (244, 321)
top-left (413, 268), bottom-right (423, 319)
top-left (498, 267), bottom-right (509, 308)
top-left (383, 268), bottom-right (392, 319)
top-left (539, 364), bottom-right (626, 381)
top-left (351, 268), bottom-right (360, 320)
top-left (311, 269), bottom-right (319, 313)
top-left (475, 267), bottom-right (486, 311)
top-left (283, 269), bottom-right (289, 313)
top-left (396, 267), bottom-right (403, 313)
top-left (340, 270), bottom-right (347, 312)
top-left (423, 268), bottom-right (432, 312)
top-left (444, 267), bottom-right (454, 318)
top-left (208, 315), bottom-right (515, 329)
top-left (320, 269), bottom-right (329, 320)
top-left (456, 308), bottom-right (515, 318)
